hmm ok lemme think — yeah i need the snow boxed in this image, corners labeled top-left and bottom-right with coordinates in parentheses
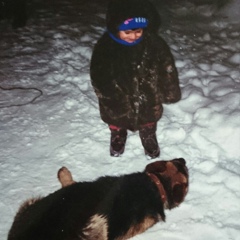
top-left (0, 0), bottom-right (239, 239)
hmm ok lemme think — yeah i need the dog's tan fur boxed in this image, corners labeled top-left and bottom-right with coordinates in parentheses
top-left (82, 214), bottom-right (108, 240)
top-left (115, 216), bottom-right (158, 240)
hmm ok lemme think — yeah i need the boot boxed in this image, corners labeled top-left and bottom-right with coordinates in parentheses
top-left (109, 126), bottom-right (127, 157)
top-left (139, 123), bottom-right (160, 159)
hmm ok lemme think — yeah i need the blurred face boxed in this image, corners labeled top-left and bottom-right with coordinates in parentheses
top-left (118, 28), bottom-right (143, 43)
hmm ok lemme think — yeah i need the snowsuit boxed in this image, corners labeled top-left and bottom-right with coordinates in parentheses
top-left (90, 0), bottom-right (181, 132)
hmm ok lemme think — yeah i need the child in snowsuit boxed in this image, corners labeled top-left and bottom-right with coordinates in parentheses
top-left (90, 0), bottom-right (181, 158)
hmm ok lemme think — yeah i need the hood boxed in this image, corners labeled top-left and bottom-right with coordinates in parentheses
top-left (106, 0), bottom-right (161, 34)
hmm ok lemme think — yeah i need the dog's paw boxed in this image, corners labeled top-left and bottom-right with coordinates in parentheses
top-left (57, 167), bottom-right (75, 187)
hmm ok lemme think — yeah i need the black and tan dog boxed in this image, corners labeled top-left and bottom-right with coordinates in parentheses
top-left (8, 158), bottom-right (189, 240)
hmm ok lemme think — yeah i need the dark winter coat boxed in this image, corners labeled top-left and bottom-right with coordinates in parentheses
top-left (90, 0), bottom-right (181, 131)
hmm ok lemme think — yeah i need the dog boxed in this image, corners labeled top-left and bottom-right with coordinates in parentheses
top-left (8, 158), bottom-right (189, 240)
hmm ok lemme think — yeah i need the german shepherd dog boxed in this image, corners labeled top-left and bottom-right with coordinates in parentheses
top-left (8, 158), bottom-right (189, 240)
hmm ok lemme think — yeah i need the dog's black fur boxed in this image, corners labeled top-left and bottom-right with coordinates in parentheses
top-left (8, 158), bottom-right (188, 240)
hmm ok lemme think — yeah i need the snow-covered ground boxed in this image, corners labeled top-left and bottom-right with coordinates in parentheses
top-left (0, 0), bottom-right (239, 239)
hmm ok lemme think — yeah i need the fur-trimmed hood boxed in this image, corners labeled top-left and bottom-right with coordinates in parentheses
top-left (106, 0), bottom-right (161, 34)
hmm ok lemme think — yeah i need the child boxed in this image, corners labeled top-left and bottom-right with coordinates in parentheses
top-left (90, 0), bottom-right (181, 158)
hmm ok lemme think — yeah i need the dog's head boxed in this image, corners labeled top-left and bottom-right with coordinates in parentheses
top-left (144, 158), bottom-right (189, 209)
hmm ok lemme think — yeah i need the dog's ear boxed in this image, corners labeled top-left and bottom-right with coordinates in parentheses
top-left (172, 183), bottom-right (188, 205)
top-left (145, 158), bottom-right (186, 173)
top-left (144, 161), bottom-right (167, 173)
